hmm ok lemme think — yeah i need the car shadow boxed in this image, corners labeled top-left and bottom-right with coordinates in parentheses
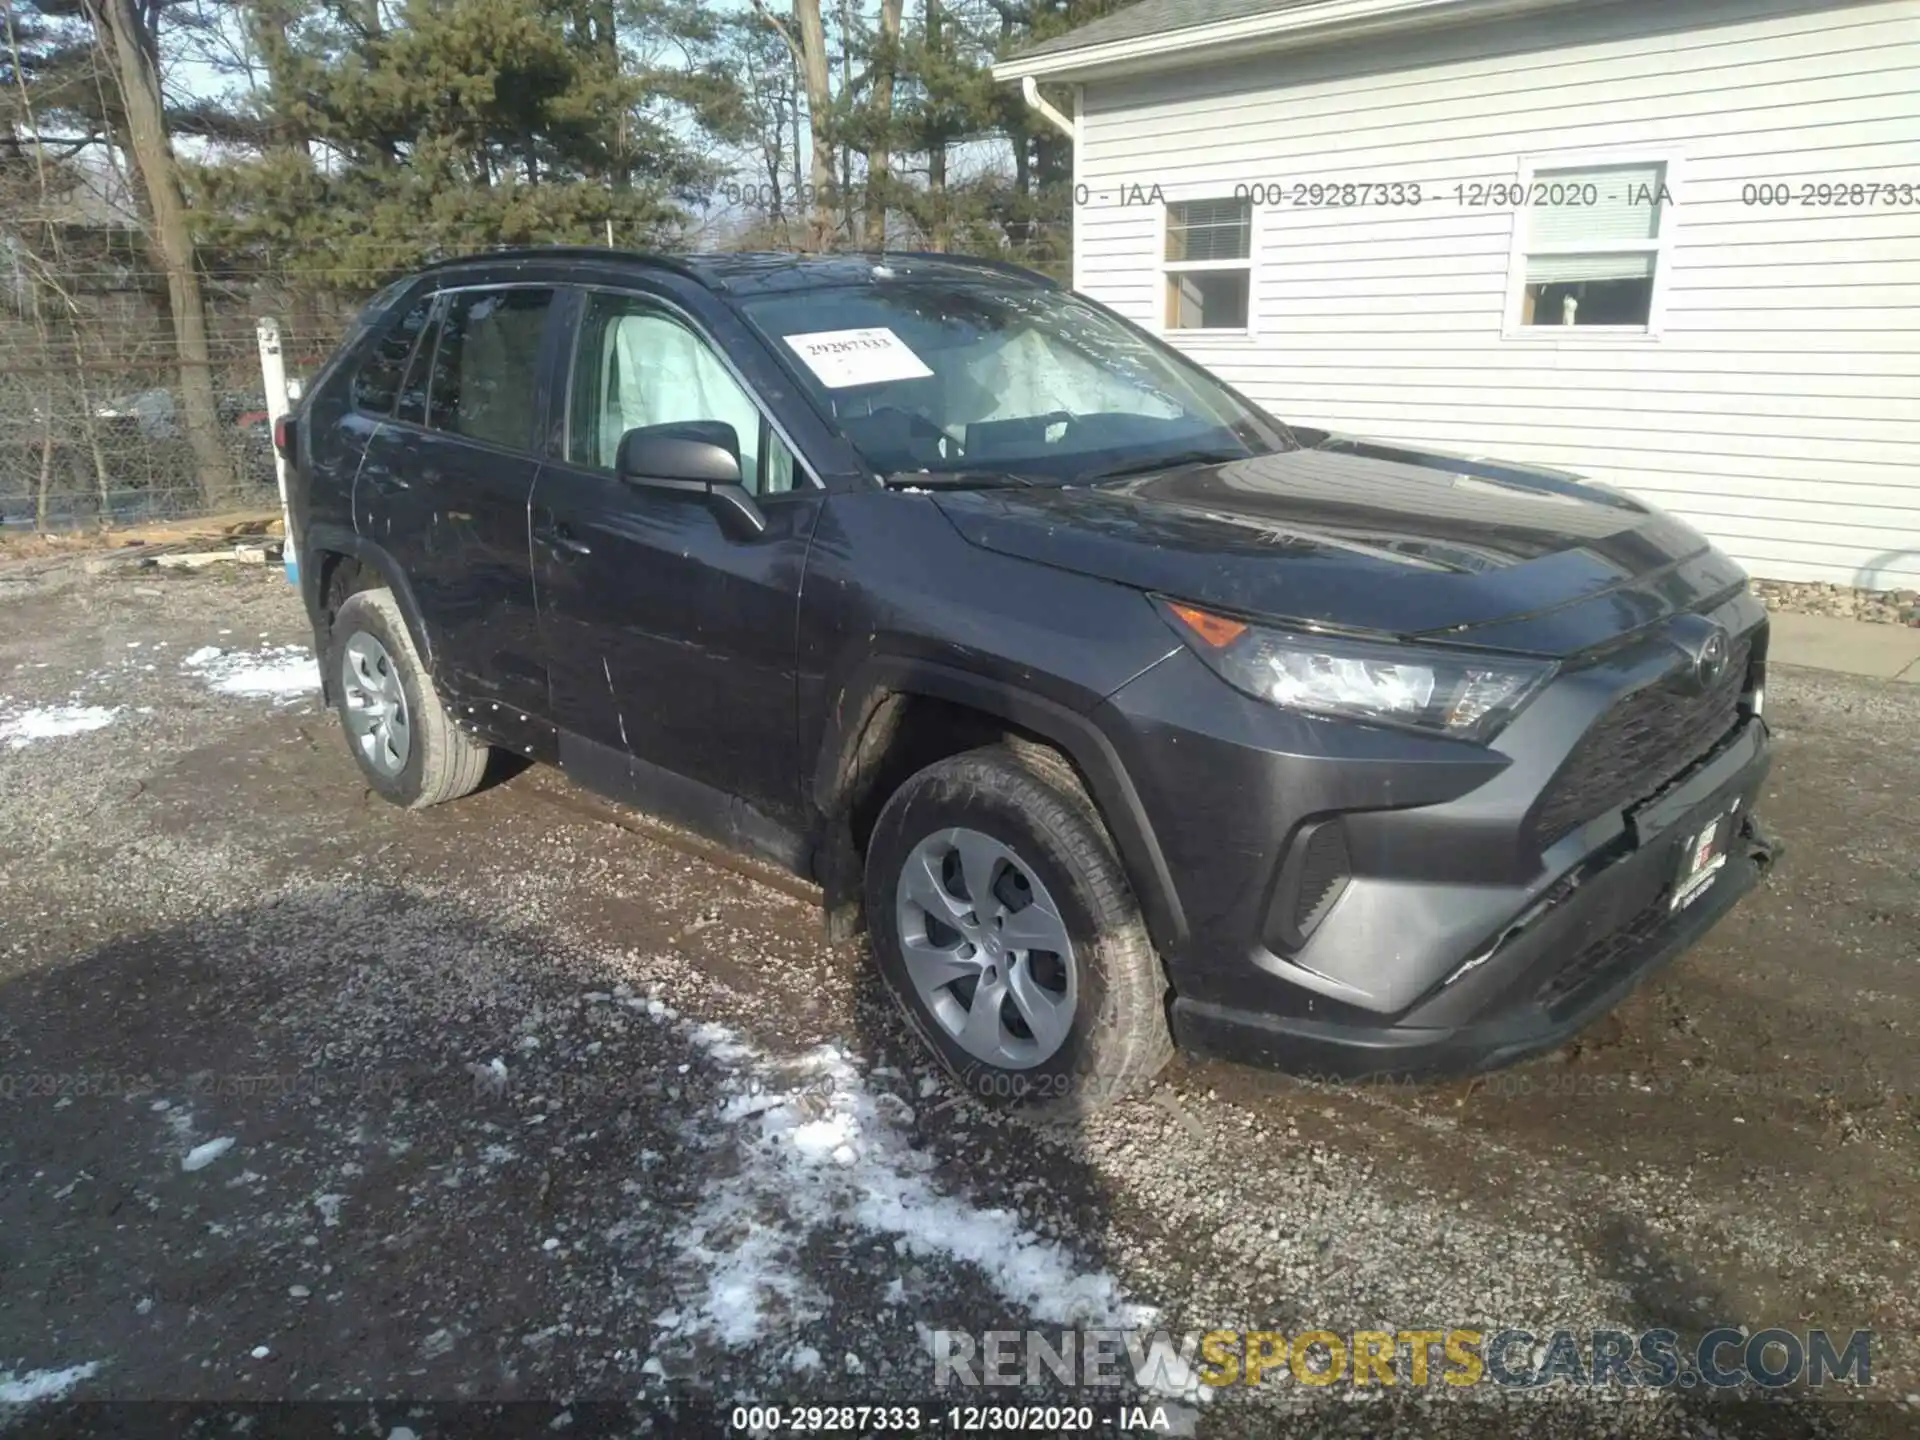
top-left (0, 883), bottom-right (1144, 1430)
top-left (1583, 1213), bottom-right (1897, 1439)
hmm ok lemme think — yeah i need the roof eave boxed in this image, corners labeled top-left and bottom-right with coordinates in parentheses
top-left (994, 0), bottom-right (1580, 83)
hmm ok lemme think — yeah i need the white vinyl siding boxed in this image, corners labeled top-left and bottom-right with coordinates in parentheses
top-left (1071, 0), bottom-right (1920, 588)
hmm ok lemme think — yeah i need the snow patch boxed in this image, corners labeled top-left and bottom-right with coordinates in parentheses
top-left (1, 704), bottom-right (119, 750)
top-left (0, 1361), bottom-right (101, 1404)
top-left (183, 644), bottom-right (319, 702)
top-left (181, 1137), bottom-right (235, 1172)
top-left (654, 1020), bottom-right (1194, 1398)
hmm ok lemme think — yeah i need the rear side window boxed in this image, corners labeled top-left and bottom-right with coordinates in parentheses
top-left (350, 297), bottom-right (431, 416)
top-left (425, 288), bottom-right (556, 451)
top-left (394, 303), bottom-right (443, 427)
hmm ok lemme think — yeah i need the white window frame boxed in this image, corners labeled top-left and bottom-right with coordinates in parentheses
top-left (1157, 190), bottom-right (1259, 339)
top-left (1500, 150), bottom-right (1682, 342)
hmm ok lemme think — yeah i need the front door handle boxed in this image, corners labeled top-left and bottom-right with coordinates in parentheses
top-left (534, 523), bottom-right (592, 557)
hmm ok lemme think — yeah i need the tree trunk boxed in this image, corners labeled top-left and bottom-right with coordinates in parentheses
top-left (925, 0), bottom-right (946, 248)
top-left (838, 0), bottom-right (856, 246)
top-left (71, 344), bottom-right (112, 517)
top-left (35, 391), bottom-right (54, 534)
top-left (863, 0), bottom-right (904, 247)
top-left (762, 123), bottom-right (785, 221)
top-left (790, 83), bottom-right (804, 205)
top-left (93, 0), bottom-right (233, 508)
top-left (792, 0), bottom-right (834, 245)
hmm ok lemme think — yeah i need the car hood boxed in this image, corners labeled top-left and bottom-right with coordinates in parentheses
top-left (931, 436), bottom-right (1749, 656)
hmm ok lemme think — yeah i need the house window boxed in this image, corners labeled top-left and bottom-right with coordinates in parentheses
top-left (1512, 161), bottom-right (1670, 332)
top-left (1163, 198), bottom-right (1251, 330)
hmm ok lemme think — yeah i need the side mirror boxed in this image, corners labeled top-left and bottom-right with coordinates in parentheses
top-left (616, 420), bottom-right (742, 487)
top-left (615, 421), bottom-right (767, 539)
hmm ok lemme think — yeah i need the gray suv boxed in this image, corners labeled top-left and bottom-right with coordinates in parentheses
top-left (281, 248), bottom-right (1782, 1117)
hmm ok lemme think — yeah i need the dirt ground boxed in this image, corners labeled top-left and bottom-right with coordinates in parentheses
top-left (0, 557), bottom-right (1915, 1439)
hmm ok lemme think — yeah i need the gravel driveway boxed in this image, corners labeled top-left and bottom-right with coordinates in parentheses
top-left (1, 559), bottom-right (1914, 1439)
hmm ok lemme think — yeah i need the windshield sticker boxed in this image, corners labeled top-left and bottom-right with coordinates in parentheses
top-left (783, 327), bottom-right (935, 388)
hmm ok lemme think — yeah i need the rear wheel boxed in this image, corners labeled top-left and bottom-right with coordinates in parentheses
top-left (864, 743), bottom-right (1173, 1121)
top-left (328, 588), bottom-right (489, 809)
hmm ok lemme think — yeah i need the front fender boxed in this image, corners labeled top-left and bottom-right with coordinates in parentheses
top-left (811, 653), bottom-right (1189, 955)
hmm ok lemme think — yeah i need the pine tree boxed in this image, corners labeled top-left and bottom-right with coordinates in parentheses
top-left (190, 0), bottom-right (720, 291)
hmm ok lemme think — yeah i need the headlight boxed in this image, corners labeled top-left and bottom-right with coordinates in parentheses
top-left (1156, 599), bottom-right (1555, 741)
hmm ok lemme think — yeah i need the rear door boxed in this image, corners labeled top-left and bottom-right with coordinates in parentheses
top-left (357, 284), bottom-right (559, 719)
top-left (529, 284), bottom-right (822, 839)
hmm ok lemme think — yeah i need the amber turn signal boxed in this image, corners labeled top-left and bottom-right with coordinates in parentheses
top-left (1166, 601), bottom-right (1248, 649)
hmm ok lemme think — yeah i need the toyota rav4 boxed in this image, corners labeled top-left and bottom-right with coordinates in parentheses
top-left (281, 248), bottom-right (1781, 1117)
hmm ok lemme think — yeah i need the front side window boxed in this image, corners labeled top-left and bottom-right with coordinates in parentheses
top-left (742, 281), bottom-right (1285, 480)
top-left (1163, 198), bottom-right (1252, 330)
top-left (1514, 161), bottom-right (1669, 330)
top-left (568, 293), bottom-right (793, 495)
top-left (350, 296), bottom-right (431, 416)
top-left (423, 288), bottom-right (556, 450)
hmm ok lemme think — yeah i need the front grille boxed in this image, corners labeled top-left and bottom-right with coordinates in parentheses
top-left (1532, 634), bottom-right (1752, 845)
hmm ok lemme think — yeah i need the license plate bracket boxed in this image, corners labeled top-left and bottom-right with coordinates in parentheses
top-left (1670, 805), bottom-right (1737, 912)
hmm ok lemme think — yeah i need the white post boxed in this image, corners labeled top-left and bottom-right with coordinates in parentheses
top-left (255, 316), bottom-right (298, 586)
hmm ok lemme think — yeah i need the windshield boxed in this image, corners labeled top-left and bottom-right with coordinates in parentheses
top-left (740, 281), bottom-right (1290, 482)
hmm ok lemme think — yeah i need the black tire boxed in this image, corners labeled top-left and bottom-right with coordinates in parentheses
top-left (864, 741), bottom-right (1174, 1122)
top-left (327, 588), bottom-right (489, 809)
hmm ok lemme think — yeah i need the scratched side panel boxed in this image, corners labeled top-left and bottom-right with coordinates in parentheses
top-left (530, 460), bottom-right (821, 831)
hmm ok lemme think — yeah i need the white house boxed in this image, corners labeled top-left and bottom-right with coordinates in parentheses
top-left (996, 0), bottom-right (1920, 590)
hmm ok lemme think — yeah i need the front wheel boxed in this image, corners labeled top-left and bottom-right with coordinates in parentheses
top-left (864, 743), bottom-right (1173, 1121)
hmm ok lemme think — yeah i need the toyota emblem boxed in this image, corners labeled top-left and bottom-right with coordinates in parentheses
top-left (1696, 628), bottom-right (1730, 688)
top-left (1665, 614), bottom-right (1734, 693)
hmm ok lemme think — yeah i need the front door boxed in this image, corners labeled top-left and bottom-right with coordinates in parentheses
top-left (530, 287), bottom-right (821, 843)
top-left (358, 285), bottom-right (557, 719)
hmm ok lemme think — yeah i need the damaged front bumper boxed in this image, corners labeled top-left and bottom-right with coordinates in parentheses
top-left (1171, 722), bottom-right (1783, 1082)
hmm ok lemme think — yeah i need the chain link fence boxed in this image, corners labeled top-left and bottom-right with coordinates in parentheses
top-left (1, 227), bottom-right (1073, 535)
top-left (0, 275), bottom-right (366, 534)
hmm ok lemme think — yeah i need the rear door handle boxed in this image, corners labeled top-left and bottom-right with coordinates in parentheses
top-left (534, 523), bottom-right (592, 557)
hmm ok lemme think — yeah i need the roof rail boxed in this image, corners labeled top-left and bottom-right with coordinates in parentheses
top-left (412, 246), bottom-right (709, 285)
top-left (404, 245), bottom-right (1062, 292)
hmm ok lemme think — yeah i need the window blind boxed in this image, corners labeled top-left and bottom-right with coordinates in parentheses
top-left (1527, 163), bottom-right (1665, 248)
top-left (1166, 199), bottom-right (1251, 263)
top-left (1524, 251), bottom-right (1657, 285)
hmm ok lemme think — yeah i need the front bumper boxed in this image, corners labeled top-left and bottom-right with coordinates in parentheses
top-left (1096, 592), bottom-right (1780, 1081)
top-left (1172, 801), bottom-right (1781, 1081)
